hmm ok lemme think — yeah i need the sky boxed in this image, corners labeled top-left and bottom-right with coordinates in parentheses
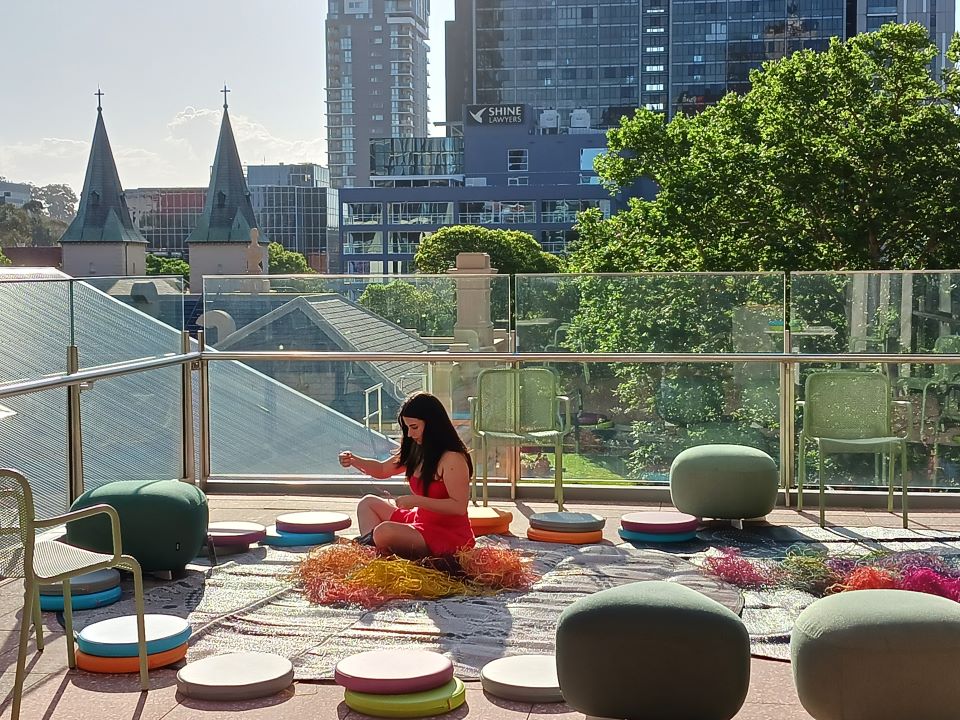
top-left (0, 1), bottom-right (456, 193)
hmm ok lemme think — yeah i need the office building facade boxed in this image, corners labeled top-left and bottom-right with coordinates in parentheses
top-left (325, 0), bottom-right (431, 188)
top-left (446, 0), bottom-right (952, 122)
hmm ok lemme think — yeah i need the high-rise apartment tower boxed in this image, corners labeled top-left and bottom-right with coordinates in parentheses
top-left (325, 0), bottom-right (431, 188)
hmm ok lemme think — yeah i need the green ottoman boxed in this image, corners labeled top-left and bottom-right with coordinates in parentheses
top-left (67, 480), bottom-right (208, 572)
top-left (670, 444), bottom-right (778, 520)
top-left (556, 581), bottom-right (750, 720)
top-left (792, 590), bottom-right (960, 720)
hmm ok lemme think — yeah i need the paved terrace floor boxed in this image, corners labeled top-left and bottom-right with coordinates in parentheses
top-left (3, 495), bottom-right (959, 720)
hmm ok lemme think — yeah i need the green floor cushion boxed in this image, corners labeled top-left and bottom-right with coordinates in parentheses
top-left (67, 480), bottom-right (208, 572)
top-left (556, 580), bottom-right (750, 720)
top-left (791, 589), bottom-right (960, 720)
top-left (670, 443), bottom-right (779, 520)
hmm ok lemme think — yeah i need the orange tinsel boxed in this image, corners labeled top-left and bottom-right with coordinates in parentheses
top-left (828, 566), bottom-right (898, 594)
top-left (456, 546), bottom-right (537, 590)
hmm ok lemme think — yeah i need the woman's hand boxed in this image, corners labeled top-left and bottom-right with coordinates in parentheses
top-left (338, 451), bottom-right (354, 468)
top-left (395, 495), bottom-right (419, 510)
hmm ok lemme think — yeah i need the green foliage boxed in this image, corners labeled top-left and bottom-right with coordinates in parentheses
top-left (30, 183), bottom-right (77, 223)
top-left (573, 23), bottom-right (960, 273)
top-left (267, 242), bottom-right (312, 274)
top-left (0, 247), bottom-right (10, 266)
top-left (0, 205), bottom-right (32, 246)
top-left (414, 225), bottom-right (563, 275)
top-left (357, 280), bottom-right (456, 337)
top-left (146, 254), bottom-right (190, 286)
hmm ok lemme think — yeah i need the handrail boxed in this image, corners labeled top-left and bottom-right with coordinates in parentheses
top-left (204, 350), bottom-right (960, 364)
top-left (0, 351), bottom-right (200, 399)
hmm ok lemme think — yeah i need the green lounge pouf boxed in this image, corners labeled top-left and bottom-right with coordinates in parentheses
top-left (670, 444), bottom-right (778, 520)
top-left (67, 480), bottom-right (208, 572)
top-left (556, 581), bottom-right (750, 720)
top-left (791, 589), bottom-right (960, 720)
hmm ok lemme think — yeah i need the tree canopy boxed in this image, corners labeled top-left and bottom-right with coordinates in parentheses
top-left (267, 242), bottom-right (313, 274)
top-left (571, 23), bottom-right (960, 274)
top-left (415, 225), bottom-right (563, 275)
top-left (30, 184), bottom-right (77, 224)
top-left (146, 253), bottom-right (190, 287)
top-left (357, 280), bottom-right (456, 338)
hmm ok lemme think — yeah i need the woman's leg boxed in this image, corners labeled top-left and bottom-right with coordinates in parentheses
top-left (357, 494), bottom-right (396, 534)
top-left (372, 522), bottom-right (431, 560)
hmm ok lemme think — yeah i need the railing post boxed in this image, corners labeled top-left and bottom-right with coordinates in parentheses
top-left (181, 331), bottom-right (196, 484)
top-left (66, 345), bottom-right (84, 506)
top-left (197, 330), bottom-right (211, 490)
top-left (780, 317), bottom-right (796, 508)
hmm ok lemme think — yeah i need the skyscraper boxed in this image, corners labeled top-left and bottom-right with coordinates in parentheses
top-left (325, 0), bottom-right (431, 188)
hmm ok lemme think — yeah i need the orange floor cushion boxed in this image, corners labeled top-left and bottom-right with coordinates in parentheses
top-left (527, 528), bottom-right (603, 545)
top-left (76, 642), bottom-right (188, 673)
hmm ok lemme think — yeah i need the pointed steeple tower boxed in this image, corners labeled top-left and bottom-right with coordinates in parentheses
top-left (60, 89), bottom-right (147, 278)
top-left (186, 86), bottom-right (267, 292)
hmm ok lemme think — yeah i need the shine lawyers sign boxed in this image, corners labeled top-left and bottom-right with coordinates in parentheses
top-left (466, 104), bottom-right (526, 126)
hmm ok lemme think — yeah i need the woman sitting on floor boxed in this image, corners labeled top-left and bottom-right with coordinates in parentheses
top-left (339, 392), bottom-right (475, 559)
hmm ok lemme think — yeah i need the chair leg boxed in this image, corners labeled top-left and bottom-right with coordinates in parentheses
top-left (126, 556), bottom-right (149, 691)
top-left (62, 581), bottom-right (75, 669)
top-left (31, 586), bottom-right (42, 652)
top-left (817, 442), bottom-right (826, 528)
top-left (887, 445), bottom-right (895, 514)
top-left (11, 581), bottom-right (38, 720)
top-left (797, 435), bottom-right (806, 513)
top-left (901, 442), bottom-right (910, 529)
top-left (555, 440), bottom-right (564, 512)
top-left (482, 439), bottom-right (490, 507)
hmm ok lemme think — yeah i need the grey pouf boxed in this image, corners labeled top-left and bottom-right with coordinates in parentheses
top-left (670, 444), bottom-right (778, 520)
top-left (556, 581), bottom-right (750, 720)
top-left (792, 589), bottom-right (960, 720)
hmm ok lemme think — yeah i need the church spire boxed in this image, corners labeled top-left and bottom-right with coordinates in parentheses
top-left (186, 88), bottom-right (261, 245)
top-left (60, 91), bottom-right (146, 245)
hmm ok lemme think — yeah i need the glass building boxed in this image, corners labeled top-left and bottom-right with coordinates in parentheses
top-left (126, 188), bottom-right (206, 257)
top-left (369, 137), bottom-right (464, 184)
top-left (325, 0), bottom-right (431, 188)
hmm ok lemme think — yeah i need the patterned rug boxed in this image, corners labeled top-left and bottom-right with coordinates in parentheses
top-left (73, 537), bottom-right (740, 680)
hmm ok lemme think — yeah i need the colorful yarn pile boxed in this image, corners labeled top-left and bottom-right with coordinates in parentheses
top-left (290, 540), bottom-right (538, 608)
top-left (703, 546), bottom-right (960, 602)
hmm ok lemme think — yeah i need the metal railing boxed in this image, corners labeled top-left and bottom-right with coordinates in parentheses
top-left (363, 383), bottom-right (384, 432)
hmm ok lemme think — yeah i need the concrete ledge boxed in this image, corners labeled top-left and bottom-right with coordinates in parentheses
top-left (203, 477), bottom-right (960, 510)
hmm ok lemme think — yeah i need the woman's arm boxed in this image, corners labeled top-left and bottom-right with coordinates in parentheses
top-left (397, 451), bottom-right (471, 515)
top-left (339, 451), bottom-right (404, 480)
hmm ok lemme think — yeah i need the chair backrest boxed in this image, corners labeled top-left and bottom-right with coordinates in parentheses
top-left (0, 468), bottom-right (35, 581)
top-left (933, 335), bottom-right (960, 384)
top-left (803, 371), bottom-right (891, 440)
top-left (474, 367), bottom-right (560, 435)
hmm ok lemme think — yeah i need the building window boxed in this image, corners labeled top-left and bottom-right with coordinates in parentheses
top-left (389, 202), bottom-right (453, 224)
top-left (507, 149), bottom-right (528, 172)
top-left (508, 176), bottom-right (529, 186)
top-left (344, 202), bottom-right (382, 223)
top-left (389, 231), bottom-right (421, 254)
top-left (343, 231), bottom-right (383, 254)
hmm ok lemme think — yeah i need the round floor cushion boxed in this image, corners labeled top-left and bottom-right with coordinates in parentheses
top-left (529, 512), bottom-right (605, 533)
top-left (344, 677), bottom-right (466, 718)
top-left (77, 613), bottom-right (191, 657)
top-left (556, 580), bottom-right (750, 720)
top-left (792, 589), bottom-right (960, 720)
top-left (40, 568), bottom-right (120, 596)
top-left (77, 642), bottom-right (187, 673)
top-left (469, 507), bottom-right (512, 535)
top-left (670, 444), bottom-right (779, 520)
top-left (67, 480), bottom-right (208, 572)
top-left (177, 652), bottom-right (294, 701)
top-left (480, 654), bottom-right (563, 703)
top-left (275, 511), bottom-right (352, 534)
top-left (335, 649), bottom-right (454, 694)
top-left (527, 527), bottom-right (603, 545)
top-left (207, 521), bottom-right (267, 547)
top-left (261, 526), bottom-right (335, 547)
top-left (618, 527), bottom-right (697, 543)
top-left (40, 585), bottom-right (122, 612)
top-left (621, 511), bottom-right (700, 534)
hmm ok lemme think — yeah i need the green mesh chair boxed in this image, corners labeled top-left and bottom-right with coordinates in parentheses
top-left (0, 468), bottom-right (149, 719)
top-left (797, 372), bottom-right (910, 528)
top-left (468, 367), bottom-right (572, 509)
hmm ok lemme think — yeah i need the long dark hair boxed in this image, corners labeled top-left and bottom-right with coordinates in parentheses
top-left (397, 392), bottom-right (473, 492)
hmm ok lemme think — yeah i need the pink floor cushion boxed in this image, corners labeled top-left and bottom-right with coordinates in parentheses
top-left (480, 654), bottom-right (564, 703)
top-left (620, 511), bottom-right (700, 534)
top-left (275, 511), bottom-right (352, 534)
top-left (177, 652), bottom-right (294, 701)
top-left (207, 521), bottom-right (267, 546)
top-left (334, 649), bottom-right (455, 695)
top-left (618, 527), bottom-right (697, 543)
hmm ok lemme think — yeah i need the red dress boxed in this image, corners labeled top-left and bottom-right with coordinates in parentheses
top-left (389, 475), bottom-right (475, 556)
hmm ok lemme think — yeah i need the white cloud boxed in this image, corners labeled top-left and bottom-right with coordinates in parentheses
top-left (0, 137), bottom-right (89, 190)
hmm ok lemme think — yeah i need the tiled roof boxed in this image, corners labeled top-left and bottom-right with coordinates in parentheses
top-left (0, 270), bottom-right (394, 518)
top-left (60, 109), bottom-right (146, 245)
top-left (216, 294), bottom-right (430, 401)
